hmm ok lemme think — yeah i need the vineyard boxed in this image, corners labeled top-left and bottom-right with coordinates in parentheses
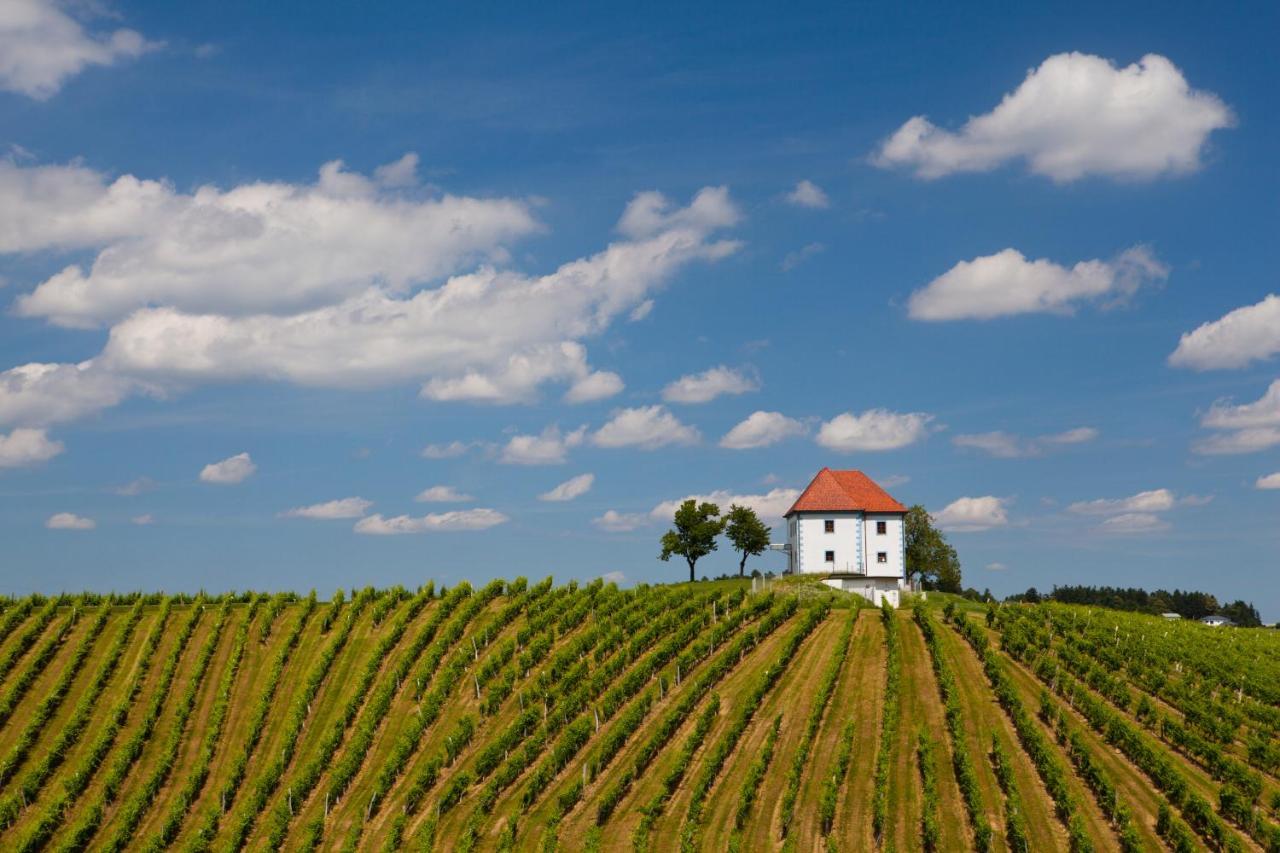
top-left (0, 578), bottom-right (1277, 852)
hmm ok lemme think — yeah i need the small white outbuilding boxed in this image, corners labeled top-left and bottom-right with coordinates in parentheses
top-left (781, 468), bottom-right (907, 607)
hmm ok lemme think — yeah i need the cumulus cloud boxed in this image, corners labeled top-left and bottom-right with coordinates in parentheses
top-left (500, 425), bottom-right (585, 465)
top-left (539, 473), bottom-right (594, 502)
top-left (953, 426), bottom-right (1098, 458)
top-left (0, 427), bottom-right (64, 469)
top-left (719, 411), bottom-right (807, 449)
top-left (816, 409), bottom-right (933, 452)
top-left (783, 180), bottom-right (830, 209)
top-left (114, 476), bottom-right (156, 496)
top-left (650, 487), bottom-right (800, 521)
top-left (1099, 513), bottom-right (1170, 535)
top-left (421, 440), bottom-right (474, 459)
top-left (1068, 488), bottom-right (1176, 515)
top-left (563, 370), bottom-right (624, 404)
top-left (592, 510), bottom-right (649, 533)
top-left (1194, 380), bottom-right (1280, 455)
top-left (1257, 473), bottom-right (1280, 490)
top-left (1169, 295), bottom-right (1280, 370)
top-left (592, 406), bottom-right (700, 449)
top-left (985, 562), bottom-right (1009, 571)
top-left (601, 570), bottom-right (626, 584)
top-left (199, 452), bottom-right (256, 485)
top-left (281, 497), bottom-right (373, 519)
top-left (662, 366), bottom-right (759, 404)
top-left (415, 486), bottom-right (473, 503)
top-left (933, 496), bottom-right (1009, 532)
top-left (46, 511), bottom-right (94, 530)
top-left (615, 186), bottom-right (740, 239)
top-left (0, 361), bottom-right (139, 427)
top-left (131, 513), bottom-right (155, 525)
top-left (0, 0), bottom-right (159, 100)
top-left (8, 157), bottom-right (538, 327)
top-left (875, 52), bottom-right (1232, 182)
top-left (354, 508), bottom-right (508, 535)
top-left (780, 242), bottom-right (825, 272)
top-left (908, 246), bottom-right (1166, 321)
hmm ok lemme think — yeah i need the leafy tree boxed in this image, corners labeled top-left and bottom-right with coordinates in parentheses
top-left (904, 505), bottom-right (962, 592)
top-left (659, 500), bottom-right (725, 583)
top-left (723, 504), bottom-right (771, 578)
top-left (1219, 599), bottom-right (1262, 628)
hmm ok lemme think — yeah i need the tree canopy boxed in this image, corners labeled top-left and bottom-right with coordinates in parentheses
top-left (904, 504), bottom-right (962, 592)
top-left (723, 504), bottom-right (771, 577)
top-left (659, 499), bottom-right (726, 582)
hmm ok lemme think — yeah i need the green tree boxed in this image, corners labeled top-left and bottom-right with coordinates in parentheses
top-left (904, 505), bottom-right (962, 593)
top-left (723, 504), bottom-right (771, 577)
top-left (659, 500), bottom-right (725, 583)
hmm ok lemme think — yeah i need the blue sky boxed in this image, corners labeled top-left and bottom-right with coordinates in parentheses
top-left (2, 1), bottom-right (1278, 616)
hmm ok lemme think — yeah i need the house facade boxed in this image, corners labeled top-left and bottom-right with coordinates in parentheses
top-left (784, 468), bottom-right (907, 607)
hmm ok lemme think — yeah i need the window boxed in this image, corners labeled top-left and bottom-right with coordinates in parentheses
top-left (876, 521), bottom-right (887, 535)
top-left (824, 551), bottom-right (835, 563)
top-left (877, 552), bottom-right (888, 564)
top-left (824, 519), bottom-right (835, 533)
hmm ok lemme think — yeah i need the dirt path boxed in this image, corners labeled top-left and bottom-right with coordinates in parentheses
top-left (824, 610), bottom-right (887, 851)
top-left (699, 612), bottom-right (842, 849)
top-left (941, 618), bottom-right (1068, 851)
top-left (0, 611), bottom-right (96, 759)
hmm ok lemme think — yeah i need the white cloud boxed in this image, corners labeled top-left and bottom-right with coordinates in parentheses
top-left (131, 513), bottom-right (155, 525)
top-left (354, 508), bottom-right (508, 535)
top-left (0, 0), bottom-right (159, 100)
top-left (1194, 380), bottom-right (1280, 455)
top-left (879, 474), bottom-right (911, 487)
top-left (199, 452), bottom-right (256, 485)
top-left (985, 562), bottom-right (1008, 571)
top-left (0, 361), bottom-right (138, 427)
top-left (592, 406), bottom-right (699, 449)
top-left (114, 476), bottom-right (156, 496)
top-left (8, 157), bottom-right (538, 327)
top-left (415, 486), bottom-right (473, 503)
top-left (628, 300), bottom-right (654, 322)
top-left (1257, 473), bottom-right (1280, 490)
top-left (1170, 295), bottom-right (1280, 371)
top-left (816, 409), bottom-right (933, 452)
top-left (601, 570), bottom-right (626, 584)
top-left (662, 366), bottom-right (759, 404)
top-left (282, 497), bottom-right (373, 519)
top-left (2, 172), bottom-right (739, 424)
top-left (592, 510), bottom-right (649, 533)
top-left (539, 473), bottom-right (594, 502)
top-left (1099, 513), bottom-right (1170, 535)
top-left (908, 246), bottom-right (1166, 321)
top-left (500, 425), bottom-right (585, 465)
top-left (780, 242), bottom-right (825, 272)
top-left (719, 411), bottom-right (806, 449)
top-left (563, 370), bottom-right (623, 404)
top-left (0, 427), bottom-right (64, 469)
top-left (875, 52), bottom-right (1232, 182)
top-left (933, 496), bottom-right (1009, 532)
top-left (783, 180), bottom-right (830, 209)
top-left (46, 511), bottom-right (94, 530)
top-left (650, 487), bottom-right (799, 522)
top-left (1068, 488), bottom-right (1176, 515)
top-left (421, 440), bottom-right (474, 459)
top-left (953, 426), bottom-right (1098, 458)
top-left (615, 186), bottom-right (740, 239)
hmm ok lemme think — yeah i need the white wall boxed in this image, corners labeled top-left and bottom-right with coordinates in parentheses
top-left (862, 513), bottom-right (905, 580)
top-left (823, 576), bottom-right (903, 607)
top-left (793, 512), bottom-right (862, 575)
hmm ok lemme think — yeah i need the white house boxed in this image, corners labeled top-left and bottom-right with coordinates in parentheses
top-left (782, 468), bottom-right (907, 607)
top-left (1199, 614), bottom-right (1234, 627)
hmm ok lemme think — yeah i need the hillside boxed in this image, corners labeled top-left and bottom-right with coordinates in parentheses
top-left (0, 579), bottom-right (1277, 852)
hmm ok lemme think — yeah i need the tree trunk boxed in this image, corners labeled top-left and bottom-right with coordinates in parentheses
top-left (687, 558), bottom-right (696, 583)
top-left (738, 551), bottom-right (747, 577)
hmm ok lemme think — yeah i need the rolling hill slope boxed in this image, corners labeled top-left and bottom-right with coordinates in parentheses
top-left (0, 579), bottom-right (1277, 851)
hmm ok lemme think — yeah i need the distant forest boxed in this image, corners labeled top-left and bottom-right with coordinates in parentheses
top-left (1004, 584), bottom-right (1265, 627)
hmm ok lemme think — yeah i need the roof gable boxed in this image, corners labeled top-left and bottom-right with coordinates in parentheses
top-left (785, 468), bottom-right (906, 515)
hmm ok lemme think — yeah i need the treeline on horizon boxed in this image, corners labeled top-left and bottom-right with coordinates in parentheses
top-left (1006, 584), bottom-right (1265, 627)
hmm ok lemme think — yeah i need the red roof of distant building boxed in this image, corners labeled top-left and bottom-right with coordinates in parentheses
top-left (785, 468), bottom-right (906, 515)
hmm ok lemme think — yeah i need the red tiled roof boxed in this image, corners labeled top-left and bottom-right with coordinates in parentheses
top-left (785, 468), bottom-right (906, 515)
